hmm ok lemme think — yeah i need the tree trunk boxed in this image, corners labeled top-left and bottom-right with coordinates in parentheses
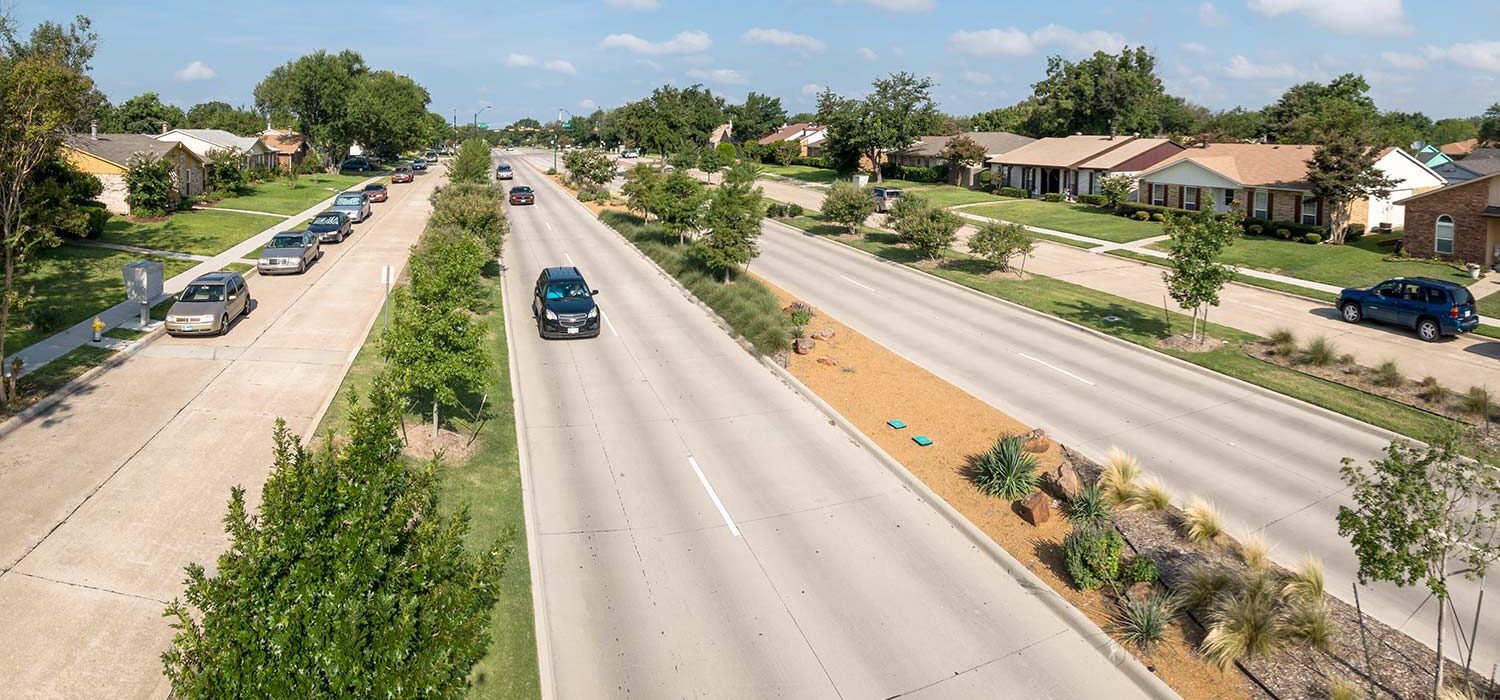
top-left (1328, 200), bottom-right (1350, 245)
top-left (432, 400), bottom-right (439, 441)
top-left (871, 150), bottom-right (883, 183)
top-left (723, 268), bottom-right (731, 284)
top-left (1436, 591), bottom-right (1447, 699)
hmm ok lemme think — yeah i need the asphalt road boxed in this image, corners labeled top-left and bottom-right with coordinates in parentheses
top-left (747, 217), bottom-right (1497, 674)
top-left (0, 164), bottom-right (442, 698)
top-left (499, 150), bottom-right (1168, 698)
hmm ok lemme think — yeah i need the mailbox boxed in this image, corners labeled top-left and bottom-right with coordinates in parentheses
top-left (123, 260), bottom-right (163, 304)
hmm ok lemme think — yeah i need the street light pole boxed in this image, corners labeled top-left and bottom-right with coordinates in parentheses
top-left (553, 107), bottom-right (576, 172)
top-left (473, 105), bottom-right (490, 130)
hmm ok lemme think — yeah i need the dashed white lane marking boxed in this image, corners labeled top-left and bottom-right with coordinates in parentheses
top-left (545, 221), bottom-right (553, 231)
top-left (840, 274), bottom-right (877, 293)
top-left (1017, 352), bottom-right (1097, 386)
top-left (688, 456), bottom-right (741, 537)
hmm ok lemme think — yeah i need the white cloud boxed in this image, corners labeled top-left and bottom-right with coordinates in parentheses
top-left (1247, 0), bottom-right (1410, 37)
top-left (740, 28), bottom-right (825, 53)
top-left (962, 70), bottom-right (992, 85)
top-left (173, 60), bottom-right (215, 81)
top-left (1198, 1), bottom-right (1227, 27)
top-left (1426, 41), bottom-right (1500, 73)
top-left (580, 98), bottom-right (597, 110)
top-left (949, 24), bottom-right (1125, 57)
top-left (636, 58), bottom-right (663, 71)
top-left (603, 0), bottom-right (658, 9)
top-left (543, 59), bottom-right (577, 74)
top-left (856, 47), bottom-right (878, 61)
top-left (1224, 55), bottom-right (1299, 80)
top-left (505, 53), bottom-right (538, 67)
top-left (599, 30), bottom-right (712, 55)
top-left (801, 83), bottom-right (825, 96)
top-left (837, 0), bottom-right (935, 11)
top-left (686, 68), bottom-right (747, 85)
top-left (1381, 50), bottom-right (1429, 71)
top-left (1181, 42), bottom-right (1210, 54)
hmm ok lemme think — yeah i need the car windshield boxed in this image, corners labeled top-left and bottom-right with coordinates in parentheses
top-left (269, 234), bottom-right (305, 248)
top-left (180, 283), bottom-right (225, 302)
top-left (335, 194), bottom-right (362, 205)
top-left (498, 165), bottom-right (511, 171)
top-left (396, 166), bottom-right (409, 172)
top-left (513, 187), bottom-right (533, 194)
top-left (313, 215), bottom-right (341, 226)
top-left (545, 281), bottom-right (591, 300)
top-left (364, 185), bottom-right (384, 191)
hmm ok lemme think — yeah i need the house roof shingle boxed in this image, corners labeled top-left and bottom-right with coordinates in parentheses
top-left (1075, 137), bottom-right (1178, 169)
top-left (64, 133), bottom-right (199, 169)
top-left (897, 131), bottom-right (1036, 158)
top-left (161, 128), bottom-right (266, 153)
top-left (758, 123), bottom-right (823, 146)
top-left (261, 132), bottom-right (307, 155)
top-left (1396, 170), bottom-right (1500, 206)
top-left (1138, 143), bottom-right (1321, 191)
top-left (986, 134), bottom-right (1160, 168)
top-left (1440, 138), bottom-right (1478, 157)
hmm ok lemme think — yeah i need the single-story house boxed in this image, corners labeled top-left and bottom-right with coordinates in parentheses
top-left (258, 127), bottom-right (312, 170)
top-left (1136, 143), bottom-right (1446, 229)
top-left (888, 131), bottom-right (1035, 186)
top-left (757, 122), bottom-right (828, 157)
top-left (1397, 171), bottom-right (1500, 267)
top-left (1432, 159), bottom-right (1486, 183)
top-left (156, 128), bottom-right (277, 170)
top-left (61, 131), bottom-right (207, 214)
top-left (985, 134), bottom-right (1183, 198)
top-left (1440, 138), bottom-right (1479, 159)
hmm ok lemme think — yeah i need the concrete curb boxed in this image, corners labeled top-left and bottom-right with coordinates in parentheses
top-left (758, 357), bottom-right (1181, 700)
top-left (763, 217), bottom-right (1403, 445)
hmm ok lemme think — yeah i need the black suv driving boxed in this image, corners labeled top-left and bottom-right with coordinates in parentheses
top-left (532, 267), bottom-right (600, 338)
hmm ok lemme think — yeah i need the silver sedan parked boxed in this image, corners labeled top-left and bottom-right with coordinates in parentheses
top-left (165, 271), bottom-right (250, 336)
top-left (257, 230), bottom-right (321, 275)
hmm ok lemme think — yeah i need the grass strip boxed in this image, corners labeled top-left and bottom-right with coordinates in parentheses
top-left (0, 345), bottom-right (114, 421)
top-left (1105, 249), bottom-right (1341, 304)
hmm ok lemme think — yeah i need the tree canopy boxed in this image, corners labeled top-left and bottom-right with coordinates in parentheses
top-left (1025, 47), bottom-right (1177, 137)
top-left (254, 50), bottom-right (368, 165)
top-left (186, 101), bottom-right (264, 134)
top-left (105, 91), bottom-right (185, 134)
top-left (725, 92), bottom-right (787, 143)
top-left (817, 72), bottom-right (940, 181)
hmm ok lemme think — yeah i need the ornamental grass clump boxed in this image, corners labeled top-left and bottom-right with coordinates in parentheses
top-left (1305, 336), bottom-right (1338, 367)
top-left (966, 434), bottom-right (1039, 499)
top-left (1182, 496), bottom-right (1226, 546)
top-left (1184, 554), bottom-right (1336, 671)
top-left (1100, 447), bottom-right (1142, 506)
top-left (1126, 476), bottom-right (1173, 512)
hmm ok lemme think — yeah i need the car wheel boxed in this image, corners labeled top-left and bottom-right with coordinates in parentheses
top-left (243, 296), bottom-right (252, 316)
top-left (219, 314), bottom-right (230, 336)
top-left (1340, 302), bottom-right (1362, 323)
top-left (1417, 318), bottom-right (1441, 342)
top-left (298, 259), bottom-right (306, 274)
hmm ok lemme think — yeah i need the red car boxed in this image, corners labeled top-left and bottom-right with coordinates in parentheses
top-left (391, 166), bottom-right (414, 184)
top-left (362, 183), bottom-right (388, 203)
top-left (508, 186), bottom-right (535, 205)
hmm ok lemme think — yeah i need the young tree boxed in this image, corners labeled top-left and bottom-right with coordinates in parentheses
top-left (697, 161), bottom-right (764, 282)
top-left (1161, 212), bottom-right (1238, 340)
top-left (1306, 125), bottom-right (1397, 244)
top-left (162, 378), bottom-right (511, 698)
top-left (715, 141), bottom-right (737, 166)
top-left (654, 170), bottom-right (708, 244)
top-left (892, 197), bottom-right (962, 259)
top-left (124, 152), bottom-right (174, 216)
top-left (448, 138), bottom-right (492, 185)
top-left (1337, 433), bottom-right (1500, 699)
top-left (968, 221), bottom-right (1035, 274)
top-left (205, 148), bottom-right (247, 195)
top-left (771, 139), bottom-right (801, 166)
top-left (696, 143), bottom-right (726, 184)
top-left (1099, 173), bottom-right (1135, 207)
top-left (562, 147), bottom-right (615, 190)
top-left (621, 164), bottom-right (663, 221)
top-left (409, 226), bottom-right (489, 310)
top-left (822, 182), bottom-right (874, 234)
top-left (937, 134), bottom-right (985, 183)
top-left (429, 183), bottom-right (508, 256)
top-left (381, 285), bottom-right (490, 438)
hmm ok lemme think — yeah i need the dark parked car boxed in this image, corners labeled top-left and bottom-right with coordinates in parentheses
top-left (308, 210), bottom-right (352, 243)
top-left (411, 158), bottom-right (428, 171)
top-left (363, 183), bottom-right (388, 203)
top-left (532, 267), bottom-right (600, 338)
top-left (1338, 277), bottom-right (1479, 342)
top-left (339, 156), bottom-right (374, 172)
top-left (165, 271), bottom-right (250, 336)
top-left (509, 185), bottom-right (535, 205)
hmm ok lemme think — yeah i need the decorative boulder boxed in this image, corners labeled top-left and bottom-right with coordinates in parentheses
top-left (1019, 492), bottom-right (1051, 526)
top-left (810, 327), bottom-right (836, 341)
top-left (816, 355), bottom-right (839, 367)
top-left (1023, 427), bottom-right (1050, 453)
top-left (783, 301), bottom-right (813, 315)
top-left (1043, 463), bottom-right (1083, 502)
top-left (793, 338), bottom-right (816, 355)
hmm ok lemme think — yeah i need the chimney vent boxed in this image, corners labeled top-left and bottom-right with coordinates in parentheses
top-left (160, 121), bottom-right (169, 135)
top-left (89, 120), bottom-right (98, 140)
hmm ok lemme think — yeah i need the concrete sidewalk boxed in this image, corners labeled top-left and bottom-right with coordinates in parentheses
top-left (6, 177), bottom-right (377, 376)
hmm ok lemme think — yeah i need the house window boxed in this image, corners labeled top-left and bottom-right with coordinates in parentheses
top-left (1435, 215), bottom-right (1455, 255)
top-left (1252, 190), bottom-right (1268, 219)
top-left (1184, 187), bottom-right (1199, 211)
top-left (1150, 183), bottom-right (1165, 206)
top-left (1300, 195), bottom-right (1318, 225)
top-left (1222, 189), bottom-right (1236, 208)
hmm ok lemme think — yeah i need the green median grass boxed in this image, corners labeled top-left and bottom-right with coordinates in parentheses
top-left (965, 199), bottom-right (1162, 243)
top-left (211, 173), bottom-right (373, 215)
top-left (100, 208), bottom-right (275, 256)
top-left (773, 211), bottom-right (1464, 452)
top-left (1151, 232), bottom-right (1474, 290)
top-left (6, 245), bottom-right (196, 352)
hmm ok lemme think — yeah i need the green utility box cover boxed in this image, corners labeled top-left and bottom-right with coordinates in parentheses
top-left (912, 435), bottom-right (933, 447)
top-left (886, 419), bottom-right (906, 429)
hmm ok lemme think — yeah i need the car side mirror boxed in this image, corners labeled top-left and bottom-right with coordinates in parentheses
top-left (591, 289), bottom-right (600, 295)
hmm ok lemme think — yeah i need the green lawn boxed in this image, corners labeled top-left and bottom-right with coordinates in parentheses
top-left (212, 173), bottom-right (373, 216)
top-left (759, 163), bottom-right (841, 184)
top-left (100, 209), bottom-right (275, 256)
top-left (316, 274), bottom-right (539, 700)
top-left (966, 200), bottom-right (1163, 243)
top-left (1151, 232), bottom-right (1475, 290)
top-left (875, 178), bottom-right (1015, 208)
top-left (1479, 294), bottom-right (1500, 320)
top-left (7, 246), bottom-right (196, 352)
top-left (1106, 249), bottom-right (1342, 304)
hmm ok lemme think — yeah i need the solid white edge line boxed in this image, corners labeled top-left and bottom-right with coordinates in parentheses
top-left (563, 252), bottom-right (575, 265)
top-left (1017, 352), bottom-right (1097, 386)
top-left (839, 274), bottom-right (877, 293)
top-left (687, 456), bottom-right (741, 537)
top-left (602, 312), bottom-right (620, 337)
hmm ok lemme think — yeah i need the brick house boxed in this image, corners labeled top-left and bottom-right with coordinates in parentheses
top-left (756, 122), bottom-right (827, 157)
top-left (888, 131), bottom-right (1034, 186)
top-left (1398, 172), bottom-right (1500, 267)
top-left (985, 134), bottom-right (1183, 198)
top-left (258, 127), bottom-right (312, 171)
top-left (62, 131), bottom-right (208, 214)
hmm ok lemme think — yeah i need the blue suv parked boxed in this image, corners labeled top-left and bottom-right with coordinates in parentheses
top-left (1337, 277), bottom-right (1478, 342)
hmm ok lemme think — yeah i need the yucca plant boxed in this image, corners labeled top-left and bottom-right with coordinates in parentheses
top-left (1201, 570), bottom-right (1285, 670)
top-left (1065, 482), bottom-right (1111, 528)
top-left (1100, 447), bottom-right (1142, 506)
top-left (967, 434), bottom-right (1039, 499)
top-left (1126, 476), bottom-right (1173, 512)
top-left (1182, 496), bottom-right (1225, 546)
top-left (1238, 533), bottom-right (1271, 571)
top-left (1373, 360), bottom-right (1404, 388)
top-left (1305, 336), bottom-right (1338, 367)
top-left (1282, 555), bottom-right (1325, 603)
top-left (1110, 591), bottom-right (1176, 655)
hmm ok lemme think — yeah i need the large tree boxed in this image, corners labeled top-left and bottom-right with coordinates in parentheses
top-left (1260, 73), bottom-right (1377, 144)
top-left (1432, 117), bottom-right (1480, 147)
top-left (654, 170), bottom-right (708, 244)
top-left (0, 14), bottom-right (96, 402)
top-left (1025, 47), bottom-right (1174, 137)
top-left (185, 101), bottom-right (264, 134)
top-left (697, 161), bottom-right (764, 282)
top-left (254, 50), bottom-right (368, 167)
top-left (106, 91), bottom-right (185, 134)
top-left (817, 72), bottom-right (939, 182)
top-left (344, 70), bottom-right (431, 159)
top-left (968, 101), bottom-right (1036, 135)
top-left (725, 92), bottom-right (786, 143)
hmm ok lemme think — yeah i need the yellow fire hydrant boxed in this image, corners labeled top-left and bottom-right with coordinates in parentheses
top-left (91, 316), bottom-right (105, 343)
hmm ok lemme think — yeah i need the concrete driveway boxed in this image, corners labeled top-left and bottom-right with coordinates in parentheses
top-left (0, 164), bottom-right (442, 699)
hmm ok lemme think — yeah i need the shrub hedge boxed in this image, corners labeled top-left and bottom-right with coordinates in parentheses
top-left (1113, 201), bottom-right (1192, 220)
top-left (1077, 193), bottom-right (1108, 206)
top-left (881, 164), bottom-right (945, 183)
top-left (1042, 193), bottom-right (1064, 203)
top-left (999, 187), bottom-right (1030, 199)
top-left (1240, 215), bottom-right (1327, 240)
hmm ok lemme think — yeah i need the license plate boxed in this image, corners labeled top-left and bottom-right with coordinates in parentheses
top-left (566, 327), bottom-right (579, 335)
top-left (182, 325), bottom-right (194, 331)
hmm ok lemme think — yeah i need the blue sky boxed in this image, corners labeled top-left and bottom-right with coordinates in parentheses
top-left (18, 0), bottom-right (1500, 127)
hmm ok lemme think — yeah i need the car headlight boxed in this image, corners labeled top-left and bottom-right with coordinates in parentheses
top-left (587, 307), bottom-right (598, 318)
top-left (544, 309), bottom-right (557, 320)
top-left (199, 315), bottom-right (215, 323)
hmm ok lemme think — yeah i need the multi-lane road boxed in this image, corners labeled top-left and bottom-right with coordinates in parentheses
top-left (498, 151), bottom-right (1169, 698)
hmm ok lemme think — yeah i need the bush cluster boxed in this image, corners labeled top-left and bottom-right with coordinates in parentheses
top-left (1077, 193), bottom-right (1108, 206)
top-left (998, 186), bottom-right (1030, 199)
top-left (1063, 525), bottom-right (1125, 591)
top-left (1239, 216), bottom-right (1326, 240)
top-left (1042, 193), bottom-right (1064, 203)
top-left (1113, 201), bottom-right (1191, 221)
top-left (880, 164), bottom-right (945, 183)
top-left (765, 202), bottom-right (805, 219)
top-left (1343, 223), bottom-right (1365, 242)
